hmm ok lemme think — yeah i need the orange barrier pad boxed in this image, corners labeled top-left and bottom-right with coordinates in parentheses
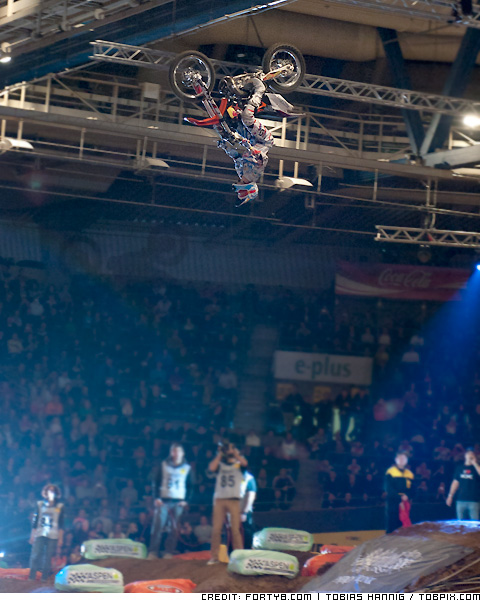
top-left (0, 568), bottom-right (40, 580)
top-left (124, 579), bottom-right (197, 593)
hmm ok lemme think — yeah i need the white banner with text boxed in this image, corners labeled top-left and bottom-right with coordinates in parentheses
top-left (274, 351), bottom-right (373, 386)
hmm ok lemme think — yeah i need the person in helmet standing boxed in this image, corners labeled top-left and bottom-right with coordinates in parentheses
top-left (28, 484), bottom-right (64, 582)
top-left (148, 443), bottom-right (192, 559)
top-left (207, 440), bottom-right (248, 565)
top-left (218, 77), bottom-right (274, 207)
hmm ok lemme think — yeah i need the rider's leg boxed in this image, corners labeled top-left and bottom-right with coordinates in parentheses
top-left (240, 79), bottom-right (274, 148)
top-left (218, 140), bottom-right (241, 160)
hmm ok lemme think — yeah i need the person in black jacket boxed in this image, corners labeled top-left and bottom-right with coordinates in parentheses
top-left (384, 452), bottom-right (414, 534)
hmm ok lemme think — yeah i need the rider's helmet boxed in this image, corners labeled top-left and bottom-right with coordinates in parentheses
top-left (233, 182), bottom-right (258, 205)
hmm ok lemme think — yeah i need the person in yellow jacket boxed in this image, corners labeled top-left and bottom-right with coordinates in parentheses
top-left (384, 452), bottom-right (414, 533)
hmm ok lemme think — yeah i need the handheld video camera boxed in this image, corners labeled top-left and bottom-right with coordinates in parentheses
top-left (218, 438), bottom-right (236, 461)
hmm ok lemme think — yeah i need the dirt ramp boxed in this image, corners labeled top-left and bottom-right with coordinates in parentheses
top-left (393, 520), bottom-right (480, 548)
top-left (303, 521), bottom-right (480, 594)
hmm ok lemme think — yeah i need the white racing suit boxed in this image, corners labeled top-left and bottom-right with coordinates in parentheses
top-left (222, 79), bottom-right (274, 194)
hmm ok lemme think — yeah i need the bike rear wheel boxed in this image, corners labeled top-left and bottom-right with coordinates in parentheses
top-left (169, 51), bottom-right (215, 101)
top-left (262, 44), bottom-right (305, 93)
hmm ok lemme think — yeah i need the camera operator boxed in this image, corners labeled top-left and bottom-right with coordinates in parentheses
top-left (148, 443), bottom-right (192, 559)
top-left (207, 440), bottom-right (247, 565)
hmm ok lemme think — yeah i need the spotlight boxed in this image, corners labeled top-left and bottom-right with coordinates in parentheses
top-left (463, 114), bottom-right (480, 128)
top-left (476, 264), bottom-right (480, 272)
top-left (0, 50), bottom-right (11, 64)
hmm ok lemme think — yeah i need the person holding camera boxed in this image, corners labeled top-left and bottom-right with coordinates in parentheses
top-left (207, 440), bottom-right (248, 565)
top-left (148, 443), bottom-right (192, 559)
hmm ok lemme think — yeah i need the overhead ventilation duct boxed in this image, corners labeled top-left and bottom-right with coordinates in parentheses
top-left (177, 10), bottom-right (475, 65)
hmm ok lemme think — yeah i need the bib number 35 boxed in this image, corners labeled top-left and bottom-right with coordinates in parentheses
top-left (221, 474), bottom-right (235, 488)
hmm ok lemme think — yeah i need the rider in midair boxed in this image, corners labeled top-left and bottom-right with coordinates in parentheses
top-left (218, 78), bottom-right (274, 207)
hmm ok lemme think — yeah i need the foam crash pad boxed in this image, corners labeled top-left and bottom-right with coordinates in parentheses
top-left (302, 553), bottom-right (345, 576)
top-left (228, 549), bottom-right (299, 578)
top-left (82, 538), bottom-right (147, 560)
top-left (124, 579), bottom-right (196, 593)
top-left (253, 527), bottom-right (313, 552)
top-left (0, 568), bottom-right (41, 580)
top-left (55, 564), bottom-right (124, 592)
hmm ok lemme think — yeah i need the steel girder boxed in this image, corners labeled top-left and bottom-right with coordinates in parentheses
top-left (378, 28), bottom-right (424, 155)
top-left (90, 40), bottom-right (480, 118)
top-left (420, 28), bottom-right (480, 155)
top-left (0, 0), bottom-right (297, 87)
top-left (324, 0), bottom-right (480, 29)
top-left (375, 225), bottom-right (480, 247)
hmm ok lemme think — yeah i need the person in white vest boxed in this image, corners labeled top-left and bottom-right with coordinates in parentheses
top-left (148, 443), bottom-right (192, 559)
top-left (28, 484), bottom-right (64, 582)
top-left (207, 439), bottom-right (248, 565)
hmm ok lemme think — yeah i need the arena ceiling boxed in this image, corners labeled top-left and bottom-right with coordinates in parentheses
top-left (1, 0), bottom-right (480, 253)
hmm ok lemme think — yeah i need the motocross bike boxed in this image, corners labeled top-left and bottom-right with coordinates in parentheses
top-left (168, 44), bottom-right (306, 154)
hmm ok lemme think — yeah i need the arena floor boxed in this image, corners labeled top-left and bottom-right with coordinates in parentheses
top-left (0, 551), bottom-right (313, 593)
top-left (2, 522), bottom-right (480, 593)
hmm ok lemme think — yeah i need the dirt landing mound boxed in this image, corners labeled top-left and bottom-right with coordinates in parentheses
top-left (0, 551), bottom-right (313, 593)
top-left (394, 520), bottom-right (480, 548)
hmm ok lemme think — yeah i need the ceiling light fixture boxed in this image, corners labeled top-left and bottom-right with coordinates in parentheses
top-left (463, 114), bottom-right (480, 128)
top-left (0, 50), bottom-right (11, 64)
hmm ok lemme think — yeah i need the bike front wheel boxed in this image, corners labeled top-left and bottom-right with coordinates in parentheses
top-left (262, 44), bottom-right (306, 93)
top-left (169, 51), bottom-right (215, 101)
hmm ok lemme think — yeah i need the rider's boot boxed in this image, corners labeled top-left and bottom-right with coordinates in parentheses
top-left (247, 78), bottom-right (266, 109)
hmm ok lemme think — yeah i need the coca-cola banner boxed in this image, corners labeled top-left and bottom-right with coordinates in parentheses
top-left (335, 260), bottom-right (470, 301)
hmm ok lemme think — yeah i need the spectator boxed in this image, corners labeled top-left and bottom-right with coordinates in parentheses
top-left (109, 523), bottom-right (126, 539)
top-left (447, 448), bottom-right (480, 520)
top-left (272, 468), bottom-right (296, 510)
top-left (415, 481), bottom-right (430, 503)
top-left (384, 452), bottom-right (414, 534)
top-left (120, 480), bottom-right (139, 506)
top-left (194, 515), bottom-right (212, 550)
top-left (245, 430), bottom-right (261, 447)
top-left (177, 521), bottom-right (197, 554)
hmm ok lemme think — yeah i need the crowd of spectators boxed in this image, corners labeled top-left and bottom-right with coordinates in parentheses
top-left (277, 292), bottom-right (480, 513)
top-left (0, 270), bottom-right (255, 563)
top-left (0, 272), bottom-right (313, 566)
top-left (0, 264), bottom-right (478, 567)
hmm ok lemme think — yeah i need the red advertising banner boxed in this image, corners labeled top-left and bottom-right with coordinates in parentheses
top-left (335, 260), bottom-right (470, 301)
